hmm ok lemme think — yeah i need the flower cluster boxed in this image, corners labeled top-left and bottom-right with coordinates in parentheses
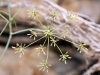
top-left (77, 41), bottom-right (88, 53)
top-left (59, 52), bottom-right (71, 64)
top-left (27, 30), bottom-right (37, 40)
top-left (36, 45), bottom-right (46, 55)
top-left (12, 43), bottom-right (26, 57)
top-left (27, 6), bottom-right (39, 19)
top-left (68, 11), bottom-right (77, 22)
top-left (38, 60), bottom-right (51, 73)
top-left (11, 7), bottom-right (88, 73)
top-left (50, 37), bottom-right (58, 47)
top-left (50, 9), bottom-right (59, 20)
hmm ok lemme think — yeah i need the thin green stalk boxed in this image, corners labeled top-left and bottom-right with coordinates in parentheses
top-left (0, 20), bottom-right (7, 22)
top-left (25, 35), bottom-right (46, 48)
top-left (0, 11), bottom-right (9, 16)
top-left (13, 20), bottom-right (17, 28)
top-left (55, 43), bottom-right (63, 55)
top-left (43, 37), bottom-right (47, 46)
top-left (50, 36), bottom-right (63, 55)
top-left (8, 0), bottom-right (12, 33)
top-left (0, 14), bottom-right (8, 22)
top-left (11, 4), bottom-right (22, 20)
top-left (0, 22), bottom-right (9, 35)
top-left (36, 17), bottom-right (45, 27)
top-left (46, 36), bottom-right (49, 63)
top-left (0, 0), bottom-right (13, 60)
top-left (8, 4), bottom-right (22, 29)
top-left (8, 0), bottom-right (11, 20)
top-left (0, 0), bottom-right (12, 60)
top-left (52, 22), bottom-right (67, 32)
top-left (53, 35), bottom-right (77, 45)
top-left (0, 35), bottom-right (12, 60)
top-left (12, 28), bottom-right (42, 35)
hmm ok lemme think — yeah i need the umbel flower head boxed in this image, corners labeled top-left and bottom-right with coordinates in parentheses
top-left (50, 9), bottom-right (59, 20)
top-left (12, 43), bottom-right (26, 57)
top-left (68, 11), bottom-right (77, 22)
top-left (42, 26), bottom-right (53, 37)
top-left (35, 45), bottom-right (46, 55)
top-left (27, 30), bottom-right (37, 40)
top-left (27, 6), bottom-right (39, 19)
top-left (59, 52), bottom-right (71, 64)
top-left (50, 37), bottom-right (58, 47)
top-left (77, 41), bottom-right (88, 53)
top-left (38, 60), bottom-right (51, 73)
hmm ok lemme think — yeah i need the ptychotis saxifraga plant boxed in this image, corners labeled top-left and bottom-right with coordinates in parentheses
top-left (11, 6), bottom-right (88, 72)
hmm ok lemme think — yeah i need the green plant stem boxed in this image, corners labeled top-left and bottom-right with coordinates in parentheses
top-left (0, 35), bottom-right (12, 60)
top-left (36, 17), bottom-right (45, 27)
top-left (0, 11), bottom-right (9, 16)
top-left (8, 0), bottom-right (12, 33)
top-left (46, 36), bottom-right (49, 63)
top-left (0, 22), bottom-right (9, 35)
top-left (25, 35), bottom-right (46, 48)
top-left (11, 4), bottom-right (21, 20)
top-left (53, 35), bottom-right (77, 46)
top-left (43, 37), bottom-right (47, 46)
top-left (12, 28), bottom-right (42, 35)
top-left (0, 14), bottom-right (8, 22)
top-left (50, 36), bottom-right (63, 55)
top-left (0, 0), bottom-right (13, 60)
top-left (0, 20), bottom-right (6, 22)
top-left (55, 43), bottom-right (63, 55)
top-left (52, 22), bottom-right (67, 32)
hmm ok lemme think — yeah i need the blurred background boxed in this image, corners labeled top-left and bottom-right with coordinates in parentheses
top-left (0, 0), bottom-right (100, 75)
